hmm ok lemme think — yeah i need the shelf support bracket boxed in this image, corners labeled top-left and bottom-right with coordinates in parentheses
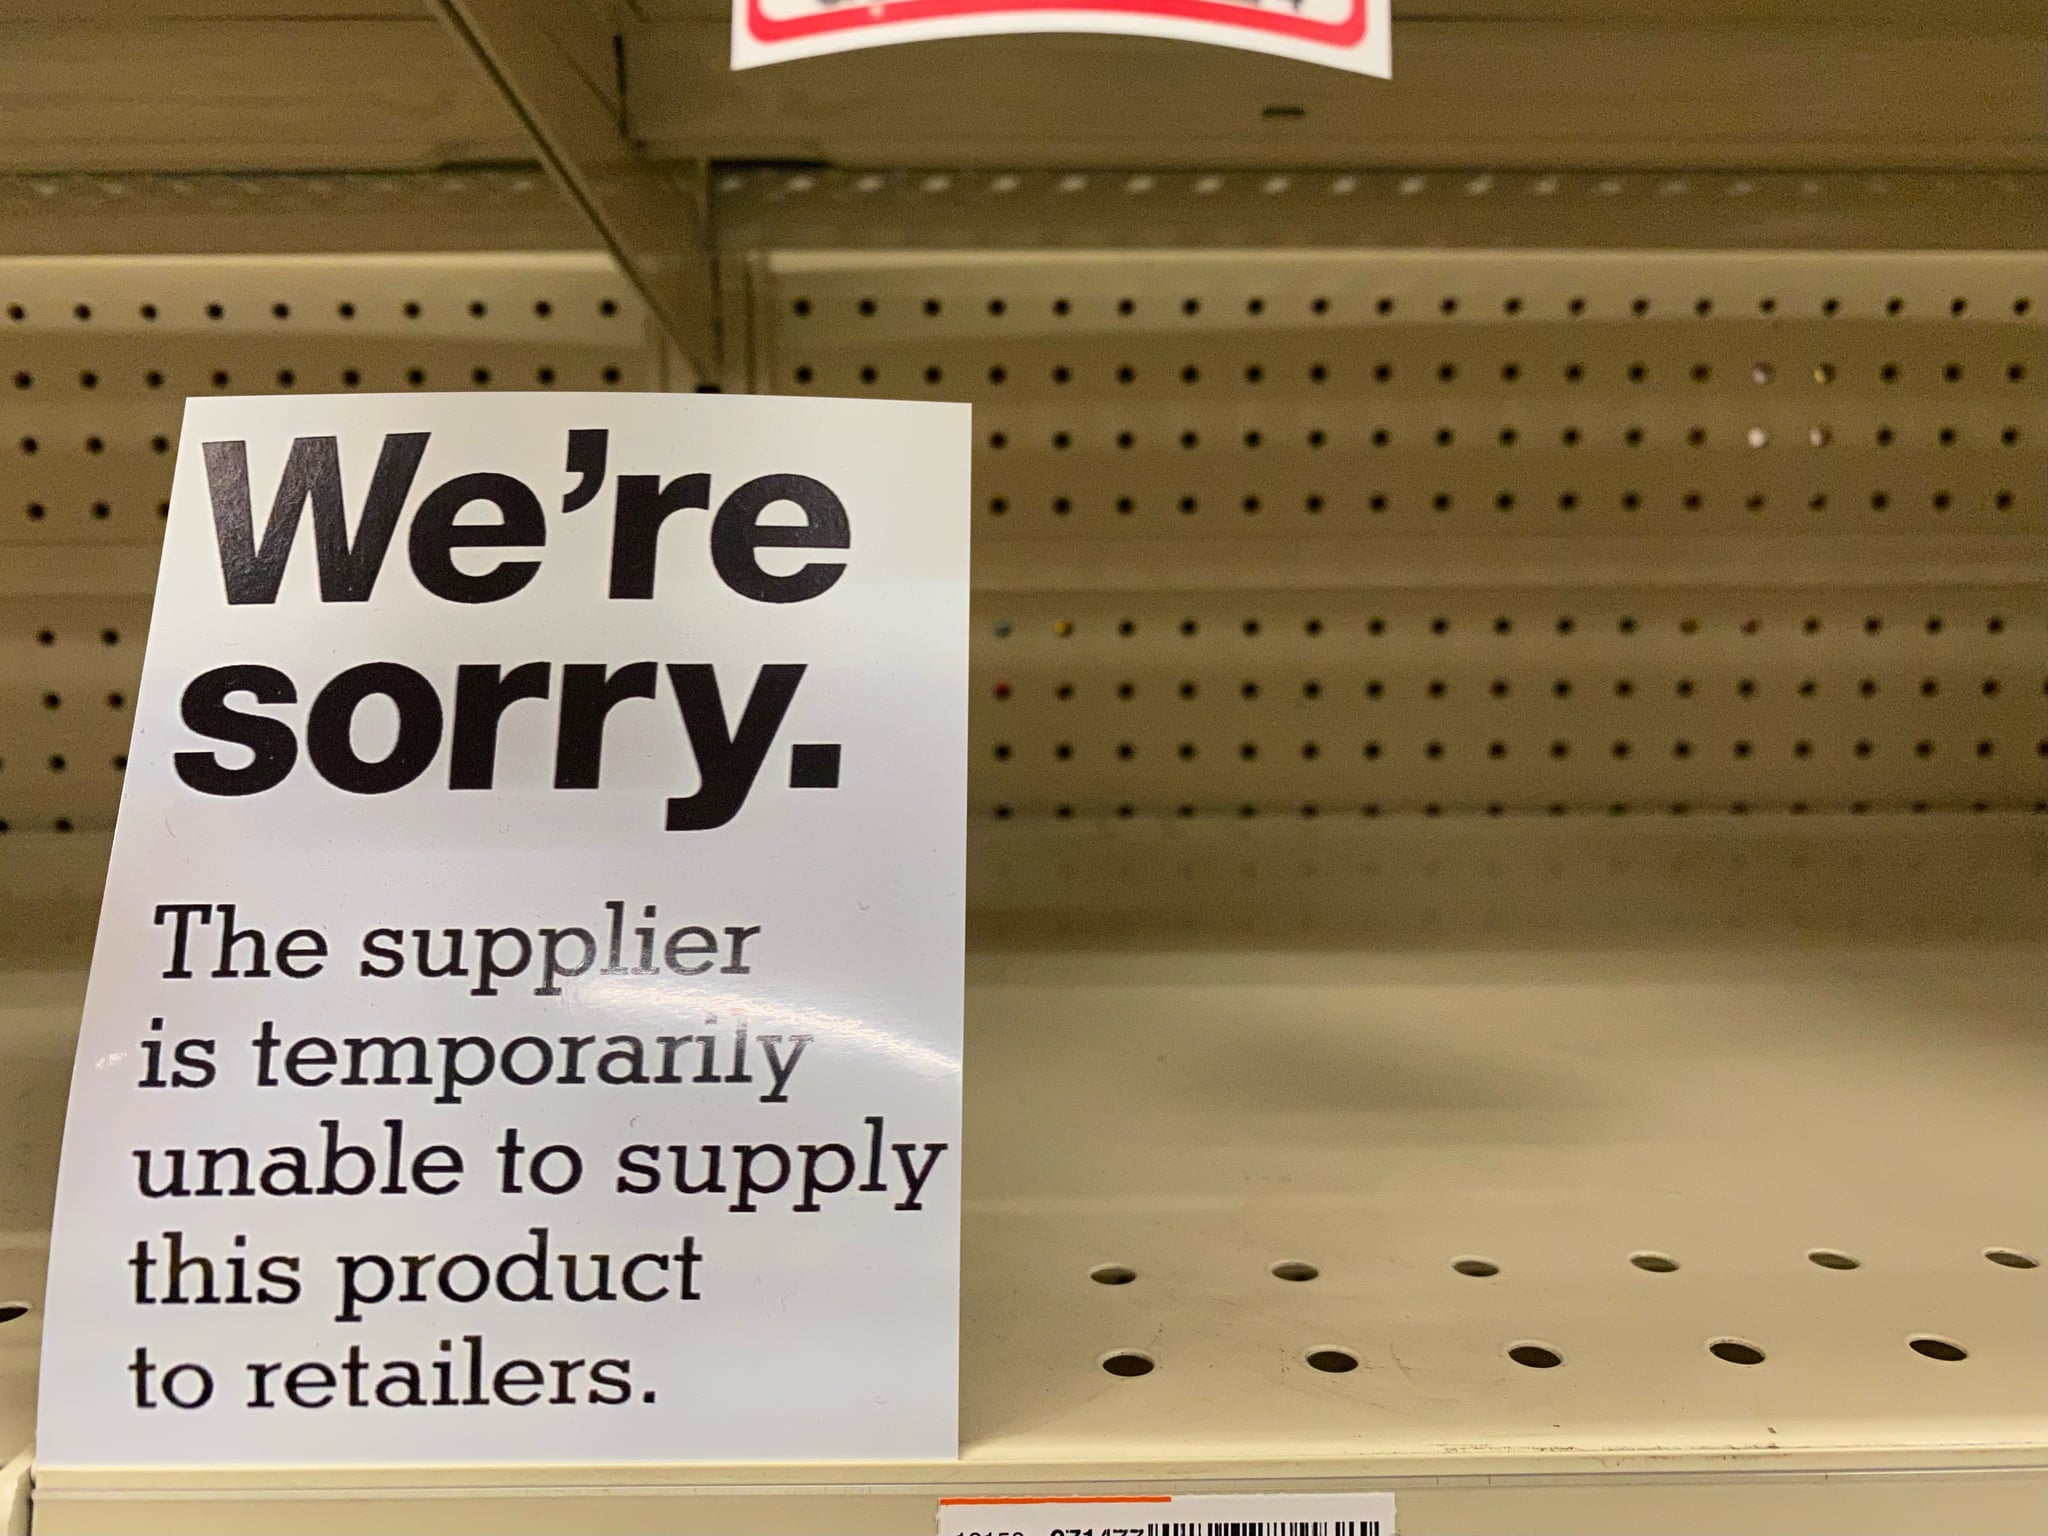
top-left (431, 0), bottom-right (721, 383)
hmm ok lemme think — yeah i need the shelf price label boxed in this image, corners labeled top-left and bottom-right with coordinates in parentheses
top-left (38, 391), bottom-right (970, 1467)
top-left (940, 1493), bottom-right (1400, 1536)
top-left (733, 0), bottom-right (1391, 79)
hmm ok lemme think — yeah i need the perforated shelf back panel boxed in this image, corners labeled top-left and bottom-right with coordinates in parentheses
top-left (765, 249), bottom-right (2048, 822)
top-left (970, 589), bottom-right (2048, 820)
top-left (0, 256), bottom-right (653, 836)
top-left (768, 251), bottom-right (2046, 545)
top-left (2, 256), bottom-right (649, 552)
top-left (4, 250), bottom-right (2046, 834)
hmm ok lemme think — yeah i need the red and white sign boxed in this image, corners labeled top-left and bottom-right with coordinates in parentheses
top-left (732, 0), bottom-right (1391, 78)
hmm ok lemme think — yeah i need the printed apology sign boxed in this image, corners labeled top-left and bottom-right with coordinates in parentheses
top-left (733, 0), bottom-right (1390, 77)
top-left (38, 393), bottom-right (970, 1466)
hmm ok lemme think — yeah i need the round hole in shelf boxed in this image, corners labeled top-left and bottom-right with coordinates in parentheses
top-left (1452, 1257), bottom-right (1499, 1278)
top-left (1089, 1264), bottom-right (1137, 1286)
top-left (1507, 1343), bottom-right (1561, 1369)
top-left (1807, 1249), bottom-right (1861, 1271)
top-left (0, 1303), bottom-right (29, 1325)
top-left (1709, 1339), bottom-right (1766, 1366)
top-left (1305, 1348), bottom-right (1359, 1374)
top-left (1908, 1336), bottom-right (1968, 1362)
top-left (1100, 1350), bottom-right (1155, 1378)
top-left (1270, 1260), bottom-right (1319, 1282)
top-left (1630, 1252), bottom-right (1681, 1273)
top-left (1984, 1248), bottom-right (2039, 1270)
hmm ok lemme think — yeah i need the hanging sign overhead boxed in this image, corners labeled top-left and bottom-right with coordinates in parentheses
top-left (732, 0), bottom-right (1391, 78)
top-left (37, 391), bottom-right (970, 1467)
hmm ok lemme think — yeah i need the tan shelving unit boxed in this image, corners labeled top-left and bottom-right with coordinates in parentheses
top-left (2, 2), bottom-right (2044, 1531)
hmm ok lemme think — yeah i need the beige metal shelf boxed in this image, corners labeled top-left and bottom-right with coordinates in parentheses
top-left (6, 2), bottom-right (2044, 177)
top-left (0, 180), bottom-right (2039, 1531)
top-left (4, 819), bottom-right (2045, 1532)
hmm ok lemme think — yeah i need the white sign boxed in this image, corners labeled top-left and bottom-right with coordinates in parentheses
top-left (38, 392), bottom-right (970, 1467)
top-left (940, 1492), bottom-right (1399, 1536)
top-left (732, 0), bottom-right (1391, 79)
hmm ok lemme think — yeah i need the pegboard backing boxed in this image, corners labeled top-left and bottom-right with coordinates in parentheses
top-left (6, 251), bottom-right (2046, 833)
top-left (18, 593), bottom-right (2043, 833)
top-left (764, 249), bottom-right (2048, 820)
top-left (0, 255), bottom-right (655, 836)
top-left (767, 250), bottom-right (2046, 546)
top-left (2, 255), bottom-right (650, 550)
top-left (971, 588), bottom-right (2048, 820)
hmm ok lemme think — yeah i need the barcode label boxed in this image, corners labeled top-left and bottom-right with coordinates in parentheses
top-left (939, 1492), bottom-right (1396, 1536)
top-left (1145, 1523), bottom-right (1379, 1535)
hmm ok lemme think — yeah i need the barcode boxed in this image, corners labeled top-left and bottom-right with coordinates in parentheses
top-left (940, 1491), bottom-right (1396, 1536)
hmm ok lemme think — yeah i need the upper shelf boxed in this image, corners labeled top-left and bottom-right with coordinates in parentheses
top-left (1, 2), bottom-right (2043, 177)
